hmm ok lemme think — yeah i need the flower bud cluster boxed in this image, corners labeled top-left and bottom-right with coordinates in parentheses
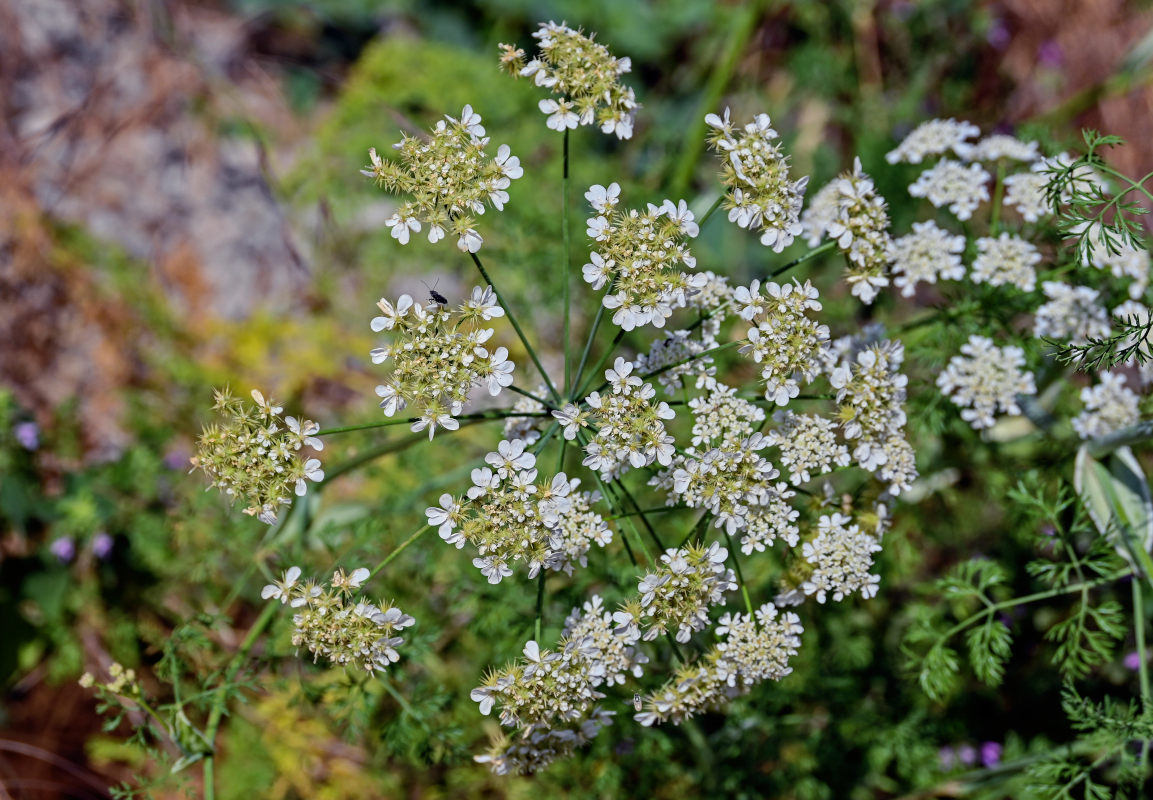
top-left (634, 602), bottom-right (802, 726)
top-left (499, 22), bottom-right (637, 139)
top-left (361, 105), bottom-right (522, 252)
top-left (79, 661), bottom-right (140, 696)
top-left (1073, 372), bottom-right (1140, 439)
top-left (735, 279), bottom-right (831, 406)
top-left (472, 595), bottom-right (646, 774)
top-left (829, 341), bottom-right (918, 494)
top-left (192, 388), bottom-right (324, 525)
top-left (805, 158), bottom-right (893, 303)
top-left (571, 358), bottom-right (676, 479)
top-left (1032, 282), bottom-right (1110, 345)
top-left (371, 286), bottom-right (513, 439)
top-left (427, 439), bottom-right (612, 582)
top-left (581, 183), bottom-right (706, 331)
top-left (262, 566), bottom-right (415, 674)
top-left (936, 335), bottom-right (1036, 430)
top-left (616, 541), bottom-right (737, 643)
top-left (706, 108), bottom-right (809, 252)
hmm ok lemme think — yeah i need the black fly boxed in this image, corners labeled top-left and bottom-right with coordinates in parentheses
top-left (423, 279), bottom-right (448, 307)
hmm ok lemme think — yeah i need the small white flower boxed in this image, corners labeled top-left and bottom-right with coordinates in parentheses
top-left (585, 183), bottom-right (621, 213)
top-left (495, 143), bottom-right (523, 179)
top-left (457, 228), bottom-right (484, 253)
top-left (386, 212), bottom-right (421, 244)
top-left (261, 565), bottom-right (301, 603)
top-left (295, 458), bottom-right (324, 495)
top-left (540, 98), bottom-right (579, 131)
top-left (458, 104), bottom-right (485, 137)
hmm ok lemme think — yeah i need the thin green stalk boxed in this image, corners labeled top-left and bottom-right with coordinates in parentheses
top-left (469, 251), bottom-right (561, 402)
top-left (1132, 579), bottom-right (1150, 787)
top-left (614, 478), bottom-right (667, 551)
top-left (571, 303), bottom-right (607, 401)
top-left (562, 128), bottom-right (572, 393)
top-left (576, 329), bottom-right (627, 399)
top-left (698, 194), bottom-right (724, 229)
top-left (320, 417), bottom-right (496, 485)
top-left (370, 524), bottom-right (431, 578)
top-left (680, 511), bottom-right (710, 548)
top-left (535, 571), bottom-right (546, 643)
top-left (990, 161), bottom-right (1007, 235)
top-left (317, 410), bottom-right (540, 437)
top-left (769, 241), bottom-right (836, 278)
top-left (725, 531), bottom-right (755, 619)
top-left (668, 0), bottom-right (765, 198)
top-left (506, 385), bottom-right (555, 409)
top-left (203, 601), bottom-right (278, 800)
top-left (607, 506), bottom-right (682, 521)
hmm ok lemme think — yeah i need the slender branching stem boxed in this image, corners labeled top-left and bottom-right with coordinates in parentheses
top-left (562, 128), bottom-right (573, 393)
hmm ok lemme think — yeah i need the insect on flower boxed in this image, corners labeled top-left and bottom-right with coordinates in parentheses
top-left (423, 279), bottom-right (449, 306)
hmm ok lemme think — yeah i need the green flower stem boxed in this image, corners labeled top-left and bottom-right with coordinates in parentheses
top-left (725, 531), bottom-right (755, 619)
top-left (319, 420), bottom-right (489, 486)
top-left (606, 506), bottom-right (682, 521)
top-left (202, 600), bottom-right (279, 800)
top-left (680, 511), bottom-right (711, 548)
top-left (507, 385), bottom-right (555, 409)
top-left (468, 251), bottom-right (561, 402)
top-left (370, 523), bottom-right (432, 579)
top-left (1133, 579), bottom-right (1151, 786)
top-left (576, 431), bottom-right (650, 566)
top-left (935, 572), bottom-right (1130, 651)
top-left (614, 478), bottom-right (667, 552)
top-left (562, 128), bottom-right (573, 393)
top-left (317, 410), bottom-right (542, 437)
top-left (571, 303), bottom-right (606, 401)
top-left (698, 194), bottom-right (725, 229)
top-left (575, 329), bottom-right (627, 399)
top-left (535, 571), bottom-right (546, 644)
top-left (769, 241), bottom-right (836, 278)
top-left (990, 161), bottom-right (1007, 236)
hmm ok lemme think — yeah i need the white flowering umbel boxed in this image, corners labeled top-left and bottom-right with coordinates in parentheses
top-left (192, 388), bottom-right (324, 525)
top-left (615, 541), bottom-right (737, 643)
top-left (1090, 242), bottom-right (1150, 300)
top-left (766, 411), bottom-right (851, 485)
top-left (570, 358), bottom-right (676, 479)
top-left (800, 512), bottom-right (883, 603)
top-left (908, 158), bottom-right (990, 221)
top-left (499, 22), bottom-right (637, 139)
top-left (262, 566), bottom-right (415, 674)
top-left (361, 106), bottom-right (522, 252)
top-left (735, 279), bottom-right (830, 405)
top-left (885, 118), bottom-right (980, 164)
top-left (472, 596), bottom-right (646, 775)
top-left (805, 158), bottom-right (893, 303)
top-left (371, 286), bottom-right (513, 438)
top-left (937, 335), bottom-right (1037, 430)
top-left (1073, 372), bottom-right (1140, 439)
top-left (634, 603), bottom-right (802, 726)
top-left (425, 439), bottom-right (605, 583)
top-left (1033, 282), bottom-right (1111, 345)
top-left (1003, 171), bottom-right (1051, 223)
top-left (829, 340), bottom-right (918, 493)
top-left (887, 220), bottom-right (966, 297)
top-left (706, 108), bottom-right (809, 252)
top-left (970, 233), bottom-right (1041, 292)
top-left (581, 183), bottom-right (705, 330)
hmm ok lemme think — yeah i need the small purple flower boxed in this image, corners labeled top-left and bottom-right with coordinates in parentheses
top-left (980, 741), bottom-right (1003, 767)
top-left (1125, 651), bottom-right (1144, 671)
top-left (939, 746), bottom-right (957, 770)
top-left (50, 537), bottom-right (75, 563)
top-left (92, 532), bottom-right (113, 559)
top-left (164, 446), bottom-right (191, 471)
top-left (957, 744), bottom-right (977, 767)
top-left (1038, 40), bottom-right (1063, 69)
top-left (987, 20), bottom-right (1011, 50)
top-left (13, 421), bottom-right (39, 451)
